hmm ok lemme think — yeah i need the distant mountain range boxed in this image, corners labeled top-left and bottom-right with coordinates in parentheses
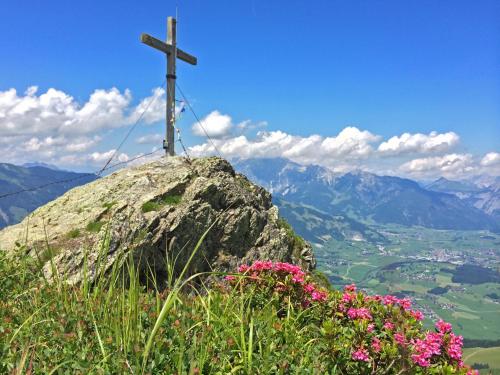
top-left (426, 176), bottom-right (500, 219)
top-left (234, 158), bottom-right (500, 240)
top-left (0, 163), bottom-right (97, 228)
top-left (1, 159), bottom-right (498, 238)
top-left (21, 162), bottom-right (64, 171)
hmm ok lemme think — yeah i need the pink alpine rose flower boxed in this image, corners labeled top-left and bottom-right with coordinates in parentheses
top-left (435, 319), bottom-right (452, 334)
top-left (446, 333), bottom-right (463, 360)
top-left (383, 295), bottom-right (399, 306)
top-left (383, 321), bottom-right (395, 331)
top-left (394, 332), bottom-right (406, 346)
top-left (371, 337), bottom-right (382, 353)
top-left (352, 347), bottom-right (370, 362)
top-left (344, 283), bottom-right (357, 293)
top-left (398, 297), bottom-right (412, 310)
top-left (410, 309), bottom-right (424, 321)
top-left (342, 292), bottom-right (355, 304)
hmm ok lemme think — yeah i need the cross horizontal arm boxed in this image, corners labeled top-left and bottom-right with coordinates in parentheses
top-left (176, 48), bottom-right (197, 66)
top-left (140, 33), bottom-right (197, 65)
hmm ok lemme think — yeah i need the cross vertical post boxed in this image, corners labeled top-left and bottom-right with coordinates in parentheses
top-left (140, 17), bottom-right (198, 156)
top-left (166, 17), bottom-right (176, 156)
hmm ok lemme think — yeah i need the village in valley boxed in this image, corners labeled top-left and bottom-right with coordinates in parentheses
top-left (315, 225), bottom-right (500, 342)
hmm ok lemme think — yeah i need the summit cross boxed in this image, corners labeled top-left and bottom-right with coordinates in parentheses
top-left (141, 17), bottom-right (198, 156)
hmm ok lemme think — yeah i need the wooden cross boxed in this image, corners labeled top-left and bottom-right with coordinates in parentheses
top-left (141, 17), bottom-right (197, 156)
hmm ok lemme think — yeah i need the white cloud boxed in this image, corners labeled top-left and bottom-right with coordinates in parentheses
top-left (65, 136), bottom-right (102, 152)
top-left (129, 87), bottom-right (166, 124)
top-left (0, 86), bottom-right (171, 139)
top-left (58, 149), bottom-right (129, 167)
top-left (89, 150), bottom-right (129, 163)
top-left (22, 136), bottom-right (67, 152)
top-left (0, 87), bottom-right (130, 137)
top-left (235, 119), bottom-right (268, 134)
top-left (1, 88), bottom-right (497, 180)
top-left (0, 85), bottom-right (171, 168)
top-left (136, 133), bottom-right (163, 144)
top-left (190, 126), bottom-right (381, 171)
top-left (480, 152), bottom-right (500, 167)
top-left (321, 127), bottom-right (380, 157)
top-left (192, 110), bottom-right (234, 138)
top-left (378, 131), bottom-right (459, 155)
top-left (25, 86), bottom-right (38, 96)
top-left (399, 153), bottom-right (475, 179)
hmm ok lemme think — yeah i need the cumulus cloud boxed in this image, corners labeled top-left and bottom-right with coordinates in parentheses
top-left (89, 150), bottom-right (129, 163)
top-left (136, 133), bottom-right (163, 144)
top-left (321, 127), bottom-right (380, 157)
top-left (0, 86), bottom-right (169, 139)
top-left (58, 149), bottom-right (129, 167)
top-left (1, 87), bottom-right (497, 180)
top-left (399, 153), bottom-right (475, 178)
top-left (480, 152), bottom-right (500, 167)
top-left (129, 87), bottom-right (165, 124)
top-left (0, 87), bottom-right (129, 137)
top-left (190, 126), bottom-right (381, 171)
top-left (65, 136), bottom-right (102, 152)
top-left (192, 110), bottom-right (234, 138)
top-left (0, 85), bottom-right (171, 168)
top-left (378, 131), bottom-right (459, 155)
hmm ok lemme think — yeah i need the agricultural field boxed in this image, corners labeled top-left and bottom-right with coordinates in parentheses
top-left (463, 347), bottom-right (500, 374)
top-left (314, 226), bottom-right (500, 342)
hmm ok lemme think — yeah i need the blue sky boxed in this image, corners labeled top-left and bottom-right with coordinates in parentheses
top-left (0, 0), bottom-right (499, 179)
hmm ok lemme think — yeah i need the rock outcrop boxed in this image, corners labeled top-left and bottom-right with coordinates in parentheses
top-left (0, 157), bottom-right (315, 286)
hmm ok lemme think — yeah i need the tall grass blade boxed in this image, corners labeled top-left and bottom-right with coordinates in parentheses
top-left (141, 219), bottom-right (218, 372)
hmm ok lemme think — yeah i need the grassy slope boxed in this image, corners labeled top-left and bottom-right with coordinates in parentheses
top-left (0, 248), bottom-right (473, 374)
top-left (0, 252), bottom-right (325, 373)
top-left (463, 347), bottom-right (500, 374)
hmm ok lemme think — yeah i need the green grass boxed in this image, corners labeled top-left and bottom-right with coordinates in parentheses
top-left (102, 201), bottom-right (117, 211)
top-left (66, 228), bottom-right (81, 239)
top-left (141, 201), bottom-right (162, 213)
top-left (0, 225), bottom-right (474, 374)
top-left (278, 217), bottom-right (305, 250)
top-left (86, 220), bottom-right (104, 233)
top-left (141, 194), bottom-right (183, 213)
top-left (0, 228), bottom-right (331, 373)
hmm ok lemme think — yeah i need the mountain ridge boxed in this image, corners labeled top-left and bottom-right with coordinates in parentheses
top-left (0, 163), bottom-right (98, 228)
top-left (233, 158), bottom-right (500, 233)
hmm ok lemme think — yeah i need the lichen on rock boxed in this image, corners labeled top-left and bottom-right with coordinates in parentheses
top-left (0, 157), bottom-right (315, 287)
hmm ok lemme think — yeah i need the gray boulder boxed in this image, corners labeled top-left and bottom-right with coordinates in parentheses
top-left (0, 157), bottom-right (315, 286)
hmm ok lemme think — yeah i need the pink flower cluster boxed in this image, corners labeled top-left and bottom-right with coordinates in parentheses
top-left (347, 307), bottom-right (372, 321)
top-left (394, 332), bottom-right (406, 347)
top-left (344, 284), bottom-right (357, 292)
top-left (234, 261), bottom-right (328, 304)
top-left (447, 332), bottom-right (463, 360)
top-left (371, 337), bottom-right (381, 353)
top-left (436, 319), bottom-right (452, 334)
top-left (364, 294), bottom-right (416, 314)
top-left (228, 265), bottom-right (475, 374)
top-left (410, 309), bottom-right (424, 321)
top-left (410, 319), bottom-right (466, 368)
top-left (352, 347), bottom-right (370, 362)
top-left (433, 320), bottom-right (464, 361)
top-left (382, 295), bottom-right (412, 310)
top-left (383, 321), bottom-right (395, 331)
top-left (411, 331), bottom-right (443, 367)
top-left (237, 261), bottom-right (307, 283)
